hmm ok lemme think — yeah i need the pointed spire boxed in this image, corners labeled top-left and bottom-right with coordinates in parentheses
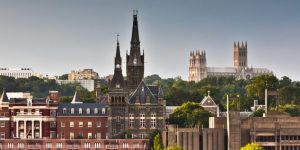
top-left (245, 41), bottom-right (247, 48)
top-left (0, 89), bottom-right (9, 103)
top-left (115, 34), bottom-right (121, 62)
top-left (242, 42), bottom-right (244, 48)
top-left (234, 42), bottom-right (236, 48)
top-left (71, 87), bottom-right (82, 104)
top-left (131, 10), bottom-right (140, 46)
top-left (208, 90), bottom-right (210, 96)
top-left (237, 41), bottom-right (240, 47)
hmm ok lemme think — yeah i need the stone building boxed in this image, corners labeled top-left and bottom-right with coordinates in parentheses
top-left (188, 42), bottom-right (273, 82)
top-left (68, 69), bottom-right (99, 80)
top-left (107, 11), bottom-right (165, 138)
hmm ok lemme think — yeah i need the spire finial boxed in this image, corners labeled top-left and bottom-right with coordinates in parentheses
top-left (117, 34), bottom-right (120, 45)
top-left (208, 90), bottom-right (210, 96)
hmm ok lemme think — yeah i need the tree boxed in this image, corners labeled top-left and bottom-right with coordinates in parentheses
top-left (241, 143), bottom-right (264, 150)
top-left (169, 101), bottom-right (212, 127)
top-left (166, 145), bottom-right (183, 150)
top-left (58, 74), bottom-right (68, 80)
top-left (251, 109), bottom-right (265, 117)
top-left (152, 132), bottom-right (163, 150)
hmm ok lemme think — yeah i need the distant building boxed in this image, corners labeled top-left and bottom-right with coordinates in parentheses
top-left (200, 91), bottom-right (220, 117)
top-left (68, 69), bottom-right (99, 80)
top-left (188, 42), bottom-right (273, 82)
top-left (0, 68), bottom-right (34, 79)
top-left (57, 79), bottom-right (95, 91)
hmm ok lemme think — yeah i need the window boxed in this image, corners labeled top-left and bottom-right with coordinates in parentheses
top-left (70, 132), bottom-right (74, 139)
top-left (78, 132), bottom-right (83, 139)
top-left (63, 108), bottom-right (67, 114)
top-left (50, 131), bottom-right (56, 139)
top-left (88, 133), bottom-right (92, 139)
top-left (71, 108), bottom-right (74, 114)
top-left (86, 108), bottom-right (90, 114)
top-left (70, 122), bottom-right (74, 127)
top-left (50, 121), bottom-right (56, 128)
top-left (133, 143), bottom-right (139, 148)
top-left (79, 108), bottom-right (82, 114)
top-left (88, 122), bottom-right (92, 127)
top-left (79, 122), bottom-right (83, 127)
top-left (61, 122), bottom-right (65, 127)
top-left (0, 133), bottom-right (5, 139)
top-left (123, 142), bottom-right (129, 148)
top-left (17, 143), bottom-right (24, 148)
top-left (102, 108), bottom-right (106, 114)
top-left (84, 143), bottom-right (90, 148)
top-left (151, 112), bottom-right (156, 128)
top-left (129, 113), bottom-right (134, 128)
top-left (8, 143), bottom-right (14, 148)
top-left (94, 108), bottom-right (98, 114)
top-left (56, 143), bottom-right (63, 148)
top-left (0, 122), bottom-right (5, 127)
top-left (61, 133), bottom-right (65, 139)
top-left (140, 112), bottom-right (145, 128)
top-left (96, 133), bottom-right (101, 139)
top-left (95, 143), bottom-right (101, 148)
top-left (97, 122), bottom-right (101, 127)
top-left (46, 143), bottom-right (52, 148)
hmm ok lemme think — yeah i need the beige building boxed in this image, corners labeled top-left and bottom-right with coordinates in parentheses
top-left (68, 69), bottom-right (99, 80)
top-left (188, 42), bottom-right (272, 82)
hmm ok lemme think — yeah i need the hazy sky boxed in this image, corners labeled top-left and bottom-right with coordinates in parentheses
top-left (0, 0), bottom-right (299, 80)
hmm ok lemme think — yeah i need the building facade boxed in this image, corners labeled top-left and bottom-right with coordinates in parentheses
top-left (57, 79), bottom-right (95, 91)
top-left (188, 42), bottom-right (273, 82)
top-left (68, 69), bottom-right (99, 80)
top-left (0, 68), bottom-right (34, 79)
top-left (107, 11), bottom-right (165, 139)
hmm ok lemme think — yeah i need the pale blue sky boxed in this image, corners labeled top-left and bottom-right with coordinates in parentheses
top-left (0, 0), bottom-right (299, 80)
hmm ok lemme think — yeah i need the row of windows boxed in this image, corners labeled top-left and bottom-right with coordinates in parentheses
top-left (61, 121), bottom-right (103, 128)
top-left (62, 108), bottom-right (105, 115)
top-left (0, 142), bottom-right (143, 149)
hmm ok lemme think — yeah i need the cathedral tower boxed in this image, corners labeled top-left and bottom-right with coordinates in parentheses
top-left (126, 10), bottom-right (144, 92)
top-left (234, 41), bottom-right (248, 68)
top-left (107, 37), bottom-right (128, 137)
top-left (188, 50), bottom-right (207, 82)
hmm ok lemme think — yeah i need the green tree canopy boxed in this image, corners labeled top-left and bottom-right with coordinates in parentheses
top-left (169, 101), bottom-right (212, 128)
top-left (241, 143), bottom-right (265, 150)
top-left (166, 145), bottom-right (183, 150)
top-left (152, 132), bottom-right (163, 150)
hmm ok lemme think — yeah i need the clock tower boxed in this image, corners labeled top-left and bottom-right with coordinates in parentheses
top-left (126, 10), bottom-right (144, 92)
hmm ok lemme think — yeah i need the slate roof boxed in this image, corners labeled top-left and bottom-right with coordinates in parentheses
top-left (57, 103), bottom-right (106, 116)
top-left (128, 81), bottom-right (158, 104)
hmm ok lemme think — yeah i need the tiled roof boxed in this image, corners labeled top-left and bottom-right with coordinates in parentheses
top-left (57, 103), bottom-right (106, 116)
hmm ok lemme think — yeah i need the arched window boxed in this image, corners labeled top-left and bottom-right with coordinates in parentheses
top-left (79, 108), bottom-right (82, 114)
top-left (71, 108), bottom-right (75, 114)
top-left (63, 108), bottom-right (67, 114)
top-left (102, 108), bottom-right (106, 114)
top-left (94, 108), bottom-right (98, 114)
top-left (86, 108), bottom-right (90, 114)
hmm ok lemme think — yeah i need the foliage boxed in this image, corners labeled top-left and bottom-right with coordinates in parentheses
top-left (144, 74), bottom-right (300, 111)
top-left (241, 143), bottom-right (265, 150)
top-left (251, 109), bottom-right (265, 117)
top-left (165, 145), bottom-right (183, 150)
top-left (152, 132), bottom-right (163, 150)
top-left (270, 104), bottom-right (300, 116)
top-left (169, 101), bottom-right (212, 128)
top-left (0, 75), bottom-right (96, 102)
top-left (58, 74), bottom-right (68, 80)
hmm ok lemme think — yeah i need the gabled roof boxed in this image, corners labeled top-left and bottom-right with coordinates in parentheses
top-left (128, 81), bottom-right (157, 104)
top-left (0, 89), bottom-right (9, 103)
top-left (200, 91), bottom-right (217, 107)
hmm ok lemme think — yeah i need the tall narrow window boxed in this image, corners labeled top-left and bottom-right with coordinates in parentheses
top-left (151, 112), bottom-right (156, 128)
top-left (129, 113), bottom-right (134, 128)
top-left (140, 112), bottom-right (145, 128)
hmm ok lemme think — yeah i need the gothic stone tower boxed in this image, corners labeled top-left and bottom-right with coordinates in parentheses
top-left (188, 50), bottom-right (207, 82)
top-left (234, 41), bottom-right (248, 68)
top-left (126, 11), bottom-right (144, 92)
top-left (107, 37), bottom-right (128, 137)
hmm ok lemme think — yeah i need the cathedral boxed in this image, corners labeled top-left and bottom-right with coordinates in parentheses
top-left (107, 11), bottom-right (165, 138)
top-left (188, 42), bottom-right (273, 82)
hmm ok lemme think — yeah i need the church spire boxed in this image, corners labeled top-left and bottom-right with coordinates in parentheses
top-left (131, 10), bottom-right (140, 46)
top-left (115, 34), bottom-right (121, 69)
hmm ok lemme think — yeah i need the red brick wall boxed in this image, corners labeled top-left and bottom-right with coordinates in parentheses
top-left (57, 116), bottom-right (107, 139)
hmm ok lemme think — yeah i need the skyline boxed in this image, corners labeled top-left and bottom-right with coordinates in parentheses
top-left (0, 1), bottom-right (299, 80)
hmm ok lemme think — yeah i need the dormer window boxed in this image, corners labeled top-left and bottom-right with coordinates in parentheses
top-left (116, 84), bottom-right (120, 88)
top-left (27, 99), bottom-right (32, 106)
top-left (71, 108), bottom-right (74, 114)
top-left (79, 108), bottom-right (82, 114)
top-left (63, 108), bottom-right (67, 114)
top-left (86, 108), bottom-right (90, 114)
top-left (102, 108), bottom-right (106, 114)
top-left (94, 108), bottom-right (98, 114)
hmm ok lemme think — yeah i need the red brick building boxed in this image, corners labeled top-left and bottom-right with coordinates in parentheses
top-left (56, 90), bottom-right (107, 139)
